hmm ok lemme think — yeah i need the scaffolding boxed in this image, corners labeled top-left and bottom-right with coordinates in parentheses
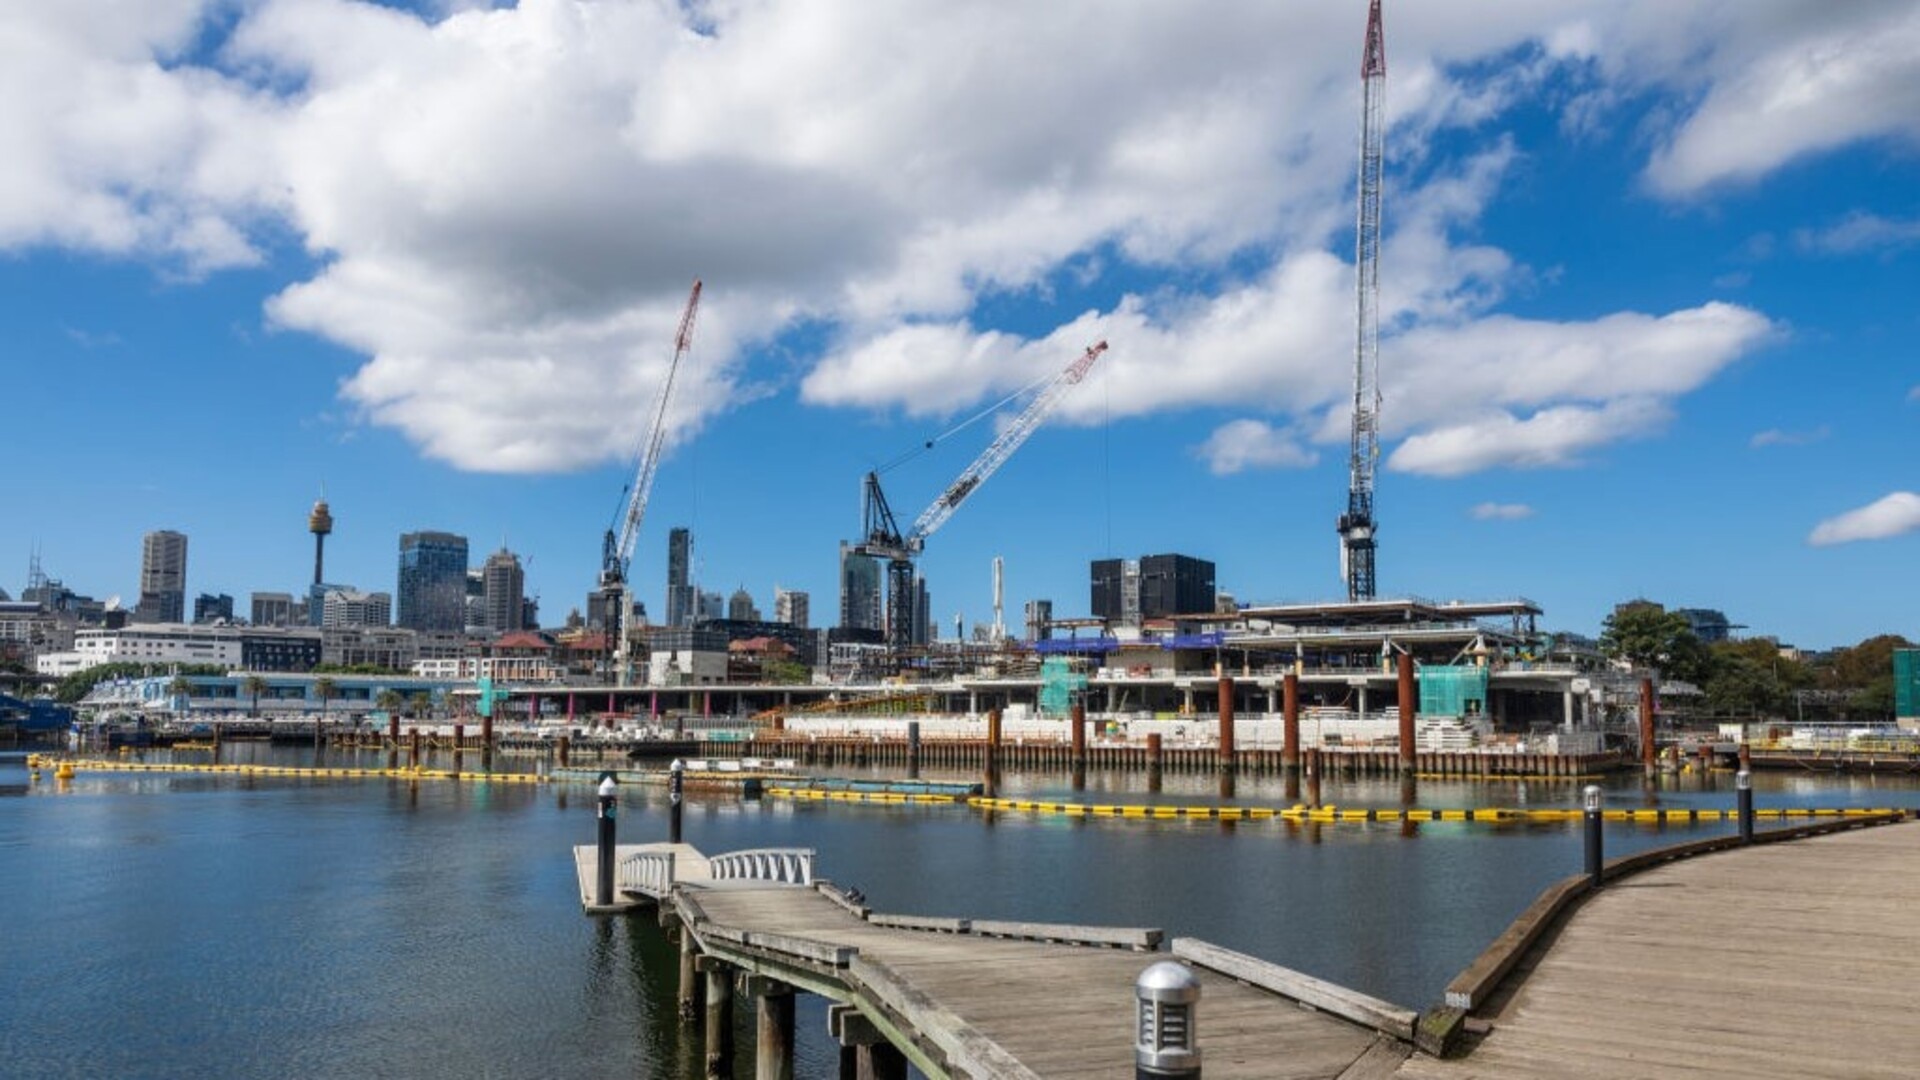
top-left (1419, 664), bottom-right (1488, 719)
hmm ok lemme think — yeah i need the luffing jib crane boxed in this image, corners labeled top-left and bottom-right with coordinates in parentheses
top-left (601, 279), bottom-right (702, 684)
top-left (856, 341), bottom-right (1108, 655)
top-left (1339, 0), bottom-right (1386, 602)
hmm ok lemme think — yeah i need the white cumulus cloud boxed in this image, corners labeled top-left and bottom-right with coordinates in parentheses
top-left (1470, 502), bottom-right (1535, 521)
top-left (1809, 492), bottom-right (1920, 546)
top-left (1196, 420), bottom-right (1318, 476)
top-left (1795, 212), bottom-right (1920, 256)
top-left (0, 0), bottom-right (1888, 474)
top-left (1751, 426), bottom-right (1830, 448)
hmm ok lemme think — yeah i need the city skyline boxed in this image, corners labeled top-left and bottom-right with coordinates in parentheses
top-left (4, 2), bottom-right (1917, 650)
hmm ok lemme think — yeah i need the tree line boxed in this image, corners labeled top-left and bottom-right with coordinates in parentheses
top-left (1599, 604), bottom-right (1911, 722)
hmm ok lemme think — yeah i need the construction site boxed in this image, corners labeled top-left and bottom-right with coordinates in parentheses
top-left (520, 0), bottom-right (1665, 777)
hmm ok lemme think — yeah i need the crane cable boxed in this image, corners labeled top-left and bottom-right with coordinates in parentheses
top-left (875, 364), bottom-right (1058, 477)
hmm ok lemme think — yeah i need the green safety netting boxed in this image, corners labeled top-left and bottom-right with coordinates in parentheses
top-left (1419, 664), bottom-right (1488, 719)
top-left (1897, 649), bottom-right (1920, 721)
top-left (1038, 657), bottom-right (1087, 716)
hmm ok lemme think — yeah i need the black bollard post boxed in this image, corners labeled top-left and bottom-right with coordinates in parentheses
top-left (1135, 961), bottom-right (1201, 1079)
top-left (1737, 769), bottom-right (1754, 843)
top-left (669, 758), bottom-right (685, 845)
top-left (1582, 784), bottom-right (1604, 888)
top-left (596, 776), bottom-right (617, 908)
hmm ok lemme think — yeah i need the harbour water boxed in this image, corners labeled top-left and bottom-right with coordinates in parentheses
top-left (5, 746), bottom-right (1915, 1078)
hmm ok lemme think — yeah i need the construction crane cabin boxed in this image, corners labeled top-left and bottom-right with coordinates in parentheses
top-left (600, 279), bottom-right (702, 686)
top-left (1338, 0), bottom-right (1386, 603)
top-left (854, 341), bottom-right (1108, 660)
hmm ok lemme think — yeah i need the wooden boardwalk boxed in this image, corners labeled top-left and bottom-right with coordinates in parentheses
top-left (681, 884), bottom-right (1412, 1079)
top-left (1397, 819), bottom-right (1920, 1080)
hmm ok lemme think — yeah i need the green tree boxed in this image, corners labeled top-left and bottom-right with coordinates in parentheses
top-left (408, 691), bottom-right (432, 720)
top-left (1599, 604), bottom-right (1710, 683)
top-left (375, 688), bottom-right (403, 716)
top-left (1703, 639), bottom-right (1811, 719)
top-left (243, 674), bottom-right (270, 719)
top-left (313, 676), bottom-right (338, 723)
top-left (1817, 634), bottom-right (1915, 721)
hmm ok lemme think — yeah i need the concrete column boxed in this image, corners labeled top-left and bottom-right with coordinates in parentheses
top-left (566, 691), bottom-right (575, 723)
top-left (1563, 687), bottom-right (1575, 733)
top-left (754, 983), bottom-right (795, 1080)
top-left (703, 960), bottom-right (734, 1076)
top-left (1640, 677), bottom-right (1657, 776)
top-left (1181, 685), bottom-right (1194, 714)
top-left (678, 922), bottom-right (704, 1023)
top-left (1282, 672), bottom-right (1300, 772)
top-left (1267, 683), bottom-right (1279, 714)
top-left (1397, 652), bottom-right (1416, 774)
top-left (1356, 684), bottom-right (1368, 718)
top-left (1217, 676), bottom-right (1235, 765)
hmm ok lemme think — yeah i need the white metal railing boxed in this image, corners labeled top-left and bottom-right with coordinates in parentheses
top-left (618, 851), bottom-right (676, 896)
top-left (707, 848), bottom-right (815, 886)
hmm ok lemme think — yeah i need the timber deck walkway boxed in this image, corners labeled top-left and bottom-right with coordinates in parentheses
top-left (1397, 818), bottom-right (1920, 1079)
top-left (581, 841), bottom-right (1421, 1078)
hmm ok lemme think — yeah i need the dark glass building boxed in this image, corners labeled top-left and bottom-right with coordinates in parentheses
top-left (1091, 554), bottom-right (1215, 623)
top-left (397, 531), bottom-right (469, 632)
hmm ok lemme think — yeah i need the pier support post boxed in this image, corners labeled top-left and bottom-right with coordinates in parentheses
top-left (557, 734), bottom-right (570, 769)
top-left (678, 923), bottom-right (704, 1023)
top-left (670, 759), bottom-right (685, 845)
top-left (1281, 673), bottom-right (1300, 772)
top-left (1216, 676), bottom-right (1235, 768)
top-left (595, 777), bottom-right (617, 908)
top-left (1397, 652), bottom-right (1416, 775)
top-left (986, 709), bottom-right (1002, 769)
top-left (749, 977), bottom-right (795, 1080)
top-left (1071, 703), bottom-right (1087, 763)
top-left (1305, 748), bottom-right (1321, 808)
top-left (1583, 784), bottom-right (1604, 888)
top-left (829, 1005), bottom-right (904, 1080)
top-left (1638, 677), bottom-right (1657, 776)
top-left (906, 721), bottom-right (921, 779)
top-left (482, 713), bottom-right (494, 755)
top-left (387, 715), bottom-right (400, 748)
top-left (409, 728), bottom-right (421, 770)
top-left (700, 958), bottom-right (734, 1076)
top-left (1737, 769), bottom-right (1754, 843)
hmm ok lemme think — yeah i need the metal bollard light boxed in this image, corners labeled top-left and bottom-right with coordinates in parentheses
top-left (1582, 784), bottom-right (1604, 888)
top-left (669, 758), bottom-right (685, 845)
top-left (1736, 769), bottom-right (1753, 843)
top-left (596, 775), bottom-right (618, 907)
top-left (1135, 961), bottom-right (1201, 1079)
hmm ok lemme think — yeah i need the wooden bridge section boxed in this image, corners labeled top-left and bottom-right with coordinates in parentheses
top-left (583, 842), bottom-right (1422, 1078)
top-left (1397, 817), bottom-right (1920, 1079)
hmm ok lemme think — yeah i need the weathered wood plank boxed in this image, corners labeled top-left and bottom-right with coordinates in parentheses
top-left (1173, 937), bottom-right (1418, 1041)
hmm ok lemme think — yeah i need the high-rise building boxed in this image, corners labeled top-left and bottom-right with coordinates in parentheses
top-left (250, 592), bottom-right (295, 627)
top-left (839, 543), bottom-right (883, 632)
top-left (192, 593), bottom-right (234, 624)
top-left (135, 530), bottom-right (188, 624)
top-left (1091, 554), bottom-right (1215, 624)
top-left (909, 576), bottom-right (932, 646)
top-left (321, 588), bottom-right (392, 628)
top-left (697, 589), bottom-right (724, 622)
top-left (396, 531), bottom-right (468, 632)
top-left (774, 587), bottom-right (809, 629)
top-left (728, 587), bottom-right (757, 622)
top-left (480, 549), bottom-right (525, 633)
top-left (666, 527), bottom-right (694, 628)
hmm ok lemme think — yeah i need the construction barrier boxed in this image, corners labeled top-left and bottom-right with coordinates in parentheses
top-left (32, 758), bottom-right (548, 785)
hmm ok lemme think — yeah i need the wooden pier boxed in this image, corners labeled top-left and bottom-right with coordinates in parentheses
top-left (578, 841), bottom-right (1423, 1078)
top-left (1399, 815), bottom-right (1919, 1079)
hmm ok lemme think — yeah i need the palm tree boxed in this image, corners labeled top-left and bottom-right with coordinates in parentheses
top-left (375, 688), bottom-right (403, 721)
top-left (243, 675), bottom-right (269, 720)
top-left (313, 676), bottom-right (338, 747)
top-left (168, 675), bottom-right (194, 722)
top-left (409, 691), bottom-right (431, 721)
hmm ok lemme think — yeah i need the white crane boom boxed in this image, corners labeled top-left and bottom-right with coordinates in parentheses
top-left (609, 280), bottom-right (702, 579)
top-left (906, 341), bottom-right (1107, 545)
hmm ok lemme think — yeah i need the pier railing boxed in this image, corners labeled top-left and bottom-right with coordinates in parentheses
top-left (618, 850), bottom-right (677, 897)
top-left (708, 847), bottom-right (815, 886)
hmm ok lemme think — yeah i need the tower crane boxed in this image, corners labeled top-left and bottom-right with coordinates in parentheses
top-left (854, 341), bottom-right (1108, 656)
top-left (1338, 0), bottom-right (1386, 602)
top-left (601, 279), bottom-right (702, 685)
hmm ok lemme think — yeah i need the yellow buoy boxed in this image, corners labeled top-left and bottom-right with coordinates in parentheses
top-left (55, 762), bottom-right (76, 781)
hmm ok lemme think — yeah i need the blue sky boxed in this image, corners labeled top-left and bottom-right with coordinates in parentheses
top-left (3, 0), bottom-right (1917, 649)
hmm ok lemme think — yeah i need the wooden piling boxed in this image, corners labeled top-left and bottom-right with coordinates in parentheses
top-left (1070, 703), bottom-right (1086, 763)
top-left (1640, 677), bottom-right (1657, 776)
top-left (754, 982), bottom-right (795, 1080)
top-left (1397, 651), bottom-right (1416, 774)
top-left (1217, 675), bottom-right (1236, 766)
top-left (1282, 672), bottom-right (1301, 773)
top-left (702, 959), bottom-right (733, 1076)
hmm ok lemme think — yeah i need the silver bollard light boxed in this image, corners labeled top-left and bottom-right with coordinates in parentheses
top-left (1135, 961), bottom-right (1201, 1079)
top-left (1582, 783), bottom-right (1604, 888)
top-left (1736, 768), bottom-right (1754, 843)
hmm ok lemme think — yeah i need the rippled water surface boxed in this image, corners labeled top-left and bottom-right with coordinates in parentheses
top-left (5, 745), bottom-right (1914, 1078)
